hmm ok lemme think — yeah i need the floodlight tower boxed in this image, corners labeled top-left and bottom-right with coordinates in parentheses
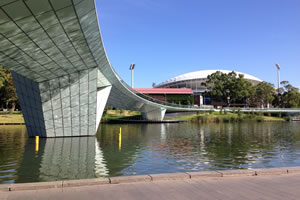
top-left (275, 64), bottom-right (280, 93)
top-left (129, 63), bottom-right (136, 88)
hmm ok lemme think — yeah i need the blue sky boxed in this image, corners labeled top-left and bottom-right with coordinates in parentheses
top-left (95, 0), bottom-right (300, 88)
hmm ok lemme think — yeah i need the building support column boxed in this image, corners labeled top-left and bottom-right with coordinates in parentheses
top-left (96, 86), bottom-right (112, 129)
top-left (141, 107), bottom-right (166, 121)
top-left (12, 68), bottom-right (109, 137)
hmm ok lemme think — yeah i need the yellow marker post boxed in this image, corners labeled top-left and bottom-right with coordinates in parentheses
top-left (118, 127), bottom-right (122, 151)
top-left (35, 136), bottom-right (39, 152)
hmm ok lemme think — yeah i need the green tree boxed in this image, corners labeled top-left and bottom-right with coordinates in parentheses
top-left (203, 71), bottom-right (254, 106)
top-left (249, 82), bottom-right (275, 108)
top-left (0, 65), bottom-right (18, 111)
top-left (278, 81), bottom-right (300, 108)
top-left (0, 66), bottom-right (9, 108)
top-left (4, 73), bottom-right (18, 111)
top-left (0, 65), bottom-right (9, 88)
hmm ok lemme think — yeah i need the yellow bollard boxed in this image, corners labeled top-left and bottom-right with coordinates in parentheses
top-left (35, 136), bottom-right (39, 152)
top-left (118, 127), bottom-right (122, 151)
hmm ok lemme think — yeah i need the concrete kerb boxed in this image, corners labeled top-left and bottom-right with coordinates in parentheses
top-left (216, 169), bottom-right (256, 177)
top-left (253, 167), bottom-right (289, 176)
top-left (62, 178), bottom-right (110, 188)
top-left (0, 184), bottom-right (10, 192)
top-left (149, 172), bottom-right (191, 181)
top-left (109, 175), bottom-right (152, 184)
top-left (2, 167), bottom-right (300, 192)
top-left (285, 166), bottom-right (300, 173)
top-left (8, 181), bottom-right (63, 191)
top-left (186, 171), bottom-right (222, 178)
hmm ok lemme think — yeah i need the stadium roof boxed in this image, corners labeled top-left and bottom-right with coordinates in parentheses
top-left (135, 88), bottom-right (193, 94)
top-left (156, 70), bottom-right (262, 87)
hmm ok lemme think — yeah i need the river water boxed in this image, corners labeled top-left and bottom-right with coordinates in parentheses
top-left (1, 122), bottom-right (300, 184)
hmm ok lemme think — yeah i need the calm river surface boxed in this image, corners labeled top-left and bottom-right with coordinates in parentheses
top-left (1, 122), bottom-right (300, 184)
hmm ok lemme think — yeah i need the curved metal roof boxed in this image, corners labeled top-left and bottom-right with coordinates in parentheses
top-left (157, 70), bottom-right (262, 87)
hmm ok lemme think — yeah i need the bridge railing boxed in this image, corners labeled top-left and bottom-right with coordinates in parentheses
top-left (223, 107), bottom-right (300, 112)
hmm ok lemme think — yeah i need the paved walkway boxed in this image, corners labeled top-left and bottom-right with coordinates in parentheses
top-left (2, 171), bottom-right (300, 200)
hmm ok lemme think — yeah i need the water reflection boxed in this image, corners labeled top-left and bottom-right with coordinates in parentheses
top-left (97, 122), bottom-right (300, 175)
top-left (15, 137), bottom-right (109, 183)
top-left (0, 126), bottom-right (27, 184)
top-left (95, 140), bottom-right (109, 177)
top-left (96, 124), bottom-right (146, 176)
top-left (1, 122), bottom-right (300, 183)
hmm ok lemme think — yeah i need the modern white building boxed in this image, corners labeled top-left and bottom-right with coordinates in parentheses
top-left (155, 70), bottom-right (262, 105)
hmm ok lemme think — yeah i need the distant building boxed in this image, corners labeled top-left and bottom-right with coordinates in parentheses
top-left (154, 70), bottom-right (262, 106)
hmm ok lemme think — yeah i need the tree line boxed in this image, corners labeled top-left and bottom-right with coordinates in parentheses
top-left (0, 65), bottom-right (18, 111)
top-left (203, 71), bottom-right (300, 108)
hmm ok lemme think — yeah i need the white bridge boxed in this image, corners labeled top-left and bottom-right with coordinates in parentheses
top-left (0, 0), bottom-right (299, 137)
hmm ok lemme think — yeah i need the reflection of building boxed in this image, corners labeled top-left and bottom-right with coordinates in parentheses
top-left (16, 137), bottom-right (108, 183)
top-left (155, 70), bottom-right (262, 106)
top-left (39, 137), bottom-right (98, 181)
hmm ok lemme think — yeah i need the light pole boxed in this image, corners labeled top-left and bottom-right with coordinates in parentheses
top-left (226, 89), bottom-right (230, 107)
top-left (129, 63), bottom-right (135, 88)
top-left (275, 64), bottom-right (280, 94)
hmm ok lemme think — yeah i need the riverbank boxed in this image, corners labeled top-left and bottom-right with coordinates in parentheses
top-left (0, 110), bottom-right (288, 124)
top-left (1, 167), bottom-right (300, 200)
top-left (167, 111), bottom-right (286, 122)
top-left (102, 109), bottom-right (287, 123)
top-left (101, 110), bottom-right (142, 122)
top-left (0, 110), bottom-right (141, 124)
top-left (0, 113), bottom-right (24, 124)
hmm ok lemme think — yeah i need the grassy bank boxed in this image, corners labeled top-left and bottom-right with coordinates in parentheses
top-left (0, 109), bottom-right (139, 124)
top-left (0, 110), bottom-right (287, 124)
top-left (101, 110), bottom-right (142, 122)
top-left (167, 112), bottom-right (286, 123)
top-left (0, 114), bottom-right (24, 123)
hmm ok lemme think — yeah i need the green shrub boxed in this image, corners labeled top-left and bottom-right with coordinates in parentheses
top-left (237, 109), bottom-right (241, 117)
top-left (230, 116), bottom-right (236, 122)
top-left (256, 116), bottom-right (264, 122)
top-left (284, 116), bottom-right (292, 122)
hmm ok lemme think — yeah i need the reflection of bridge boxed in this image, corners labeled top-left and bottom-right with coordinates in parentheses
top-left (16, 137), bottom-right (109, 183)
top-left (0, 0), bottom-right (299, 137)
